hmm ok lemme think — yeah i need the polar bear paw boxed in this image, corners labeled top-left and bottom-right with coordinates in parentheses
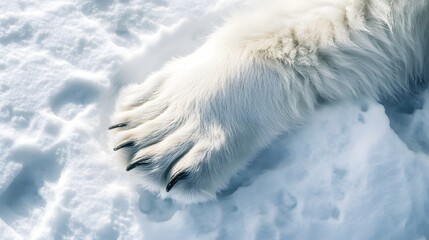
top-left (108, 54), bottom-right (284, 203)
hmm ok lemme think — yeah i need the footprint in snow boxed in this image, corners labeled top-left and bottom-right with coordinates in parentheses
top-left (49, 78), bottom-right (100, 120)
top-left (0, 143), bottom-right (67, 233)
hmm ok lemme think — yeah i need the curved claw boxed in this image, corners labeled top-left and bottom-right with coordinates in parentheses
top-left (166, 171), bottom-right (189, 192)
top-left (108, 122), bottom-right (127, 130)
top-left (113, 141), bottom-right (134, 151)
top-left (126, 158), bottom-right (150, 171)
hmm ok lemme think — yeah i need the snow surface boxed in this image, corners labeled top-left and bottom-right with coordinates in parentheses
top-left (1, 0), bottom-right (429, 239)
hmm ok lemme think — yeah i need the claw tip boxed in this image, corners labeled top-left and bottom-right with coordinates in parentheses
top-left (108, 122), bottom-right (127, 130)
top-left (126, 158), bottom-right (149, 171)
top-left (113, 141), bottom-right (134, 151)
top-left (166, 171), bottom-right (188, 192)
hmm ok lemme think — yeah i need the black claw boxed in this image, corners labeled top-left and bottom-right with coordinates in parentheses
top-left (108, 122), bottom-right (127, 130)
top-left (113, 141), bottom-right (134, 151)
top-left (166, 171), bottom-right (189, 192)
top-left (126, 158), bottom-right (150, 171)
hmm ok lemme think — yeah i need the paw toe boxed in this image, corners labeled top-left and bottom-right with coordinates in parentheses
top-left (116, 71), bottom-right (167, 111)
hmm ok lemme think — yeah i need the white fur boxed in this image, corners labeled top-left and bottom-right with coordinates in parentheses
top-left (109, 0), bottom-right (428, 203)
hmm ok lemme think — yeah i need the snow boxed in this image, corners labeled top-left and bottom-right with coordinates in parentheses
top-left (1, 0), bottom-right (428, 239)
